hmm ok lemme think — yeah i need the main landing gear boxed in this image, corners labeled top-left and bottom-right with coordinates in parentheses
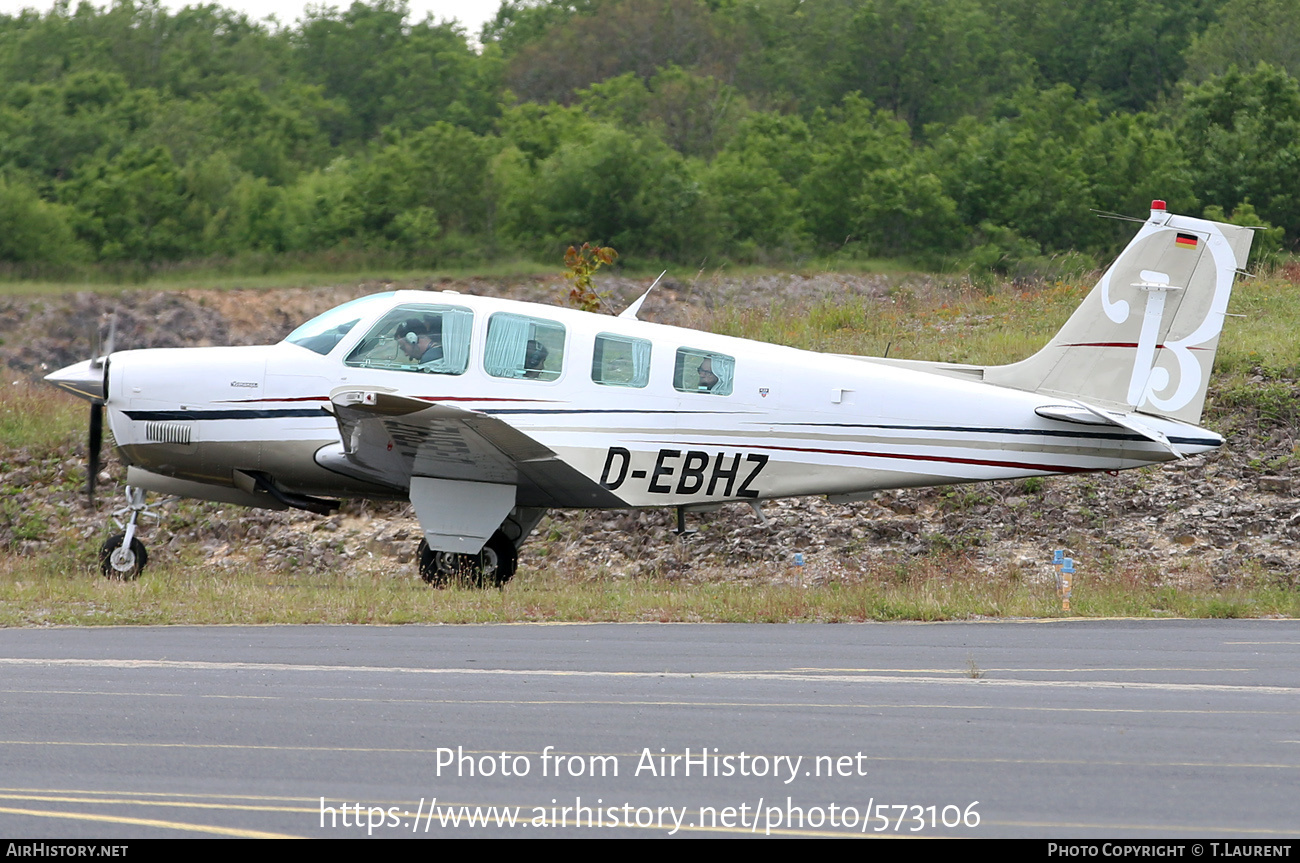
top-left (414, 507), bottom-right (544, 589)
top-left (99, 486), bottom-right (155, 580)
top-left (417, 531), bottom-right (517, 588)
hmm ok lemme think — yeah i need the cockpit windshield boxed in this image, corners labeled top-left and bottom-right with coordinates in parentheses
top-left (283, 293), bottom-right (396, 356)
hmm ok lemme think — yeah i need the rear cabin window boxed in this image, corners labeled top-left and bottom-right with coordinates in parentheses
top-left (484, 313), bottom-right (565, 381)
top-left (343, 304), bottom-right (474, 375)
top-left (592, 333), bottom-right (651, 388)
top-left (674, 348), bottom-right (734, 395)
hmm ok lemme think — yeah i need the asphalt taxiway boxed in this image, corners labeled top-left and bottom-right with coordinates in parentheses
top-left (1, 620), bottom-right (1297, 838)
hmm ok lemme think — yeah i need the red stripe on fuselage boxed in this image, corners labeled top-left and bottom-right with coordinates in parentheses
top-left (412, 396), bottom-right (555, 403)
top-left (218, 395), bottom-right (554, 404)
top-left (215, 395), bottom-right (330, 403)
top-left (658, 441), bottom-right (1094, 474)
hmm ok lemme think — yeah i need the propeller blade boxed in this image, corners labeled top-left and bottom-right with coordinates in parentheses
top-left (88, 401), bottom-right (102, 504)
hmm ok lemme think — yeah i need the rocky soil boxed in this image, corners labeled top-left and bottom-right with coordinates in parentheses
top-left (1, 273), bottom-right (1296, 587)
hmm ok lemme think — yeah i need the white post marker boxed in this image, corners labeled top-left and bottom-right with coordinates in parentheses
top-left (1058, 557), bottom-right (1075, 612)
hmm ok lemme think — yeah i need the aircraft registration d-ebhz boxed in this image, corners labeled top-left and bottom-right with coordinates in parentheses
top-left (47, 202), bottom-right (1254, 585)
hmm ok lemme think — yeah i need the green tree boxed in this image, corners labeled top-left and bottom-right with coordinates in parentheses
top-left (990, 0), bottom-right (1218, 112)
top-left (1182, 0), bottom-right (1300, 84)
top-left (0, 71), bottom-right (157, 189)
top-left (0, 1), bottom-right (290, 97)
top-left (0, 175), bottom-right (85, 265)
top-left (1202, 201), bottom-right (1285, 265)
top-left (481, 0), bottom-right (598, 55)
top-left (1177, 63), bottom-right (1300, 240)
top-left (496, 101), bottom-right (593, 167)
top-left (275, 162), bottom-right (364, 253)
top-left (63, 145), bottom-right (197, 261)
top-left (817, 0), bottom-right (1029, 130)
top-left (295, 0), bottom-right (499, 142)
top-left (201, 172), bottom-right (286, 256)
top-left (347, 122), bottom-right (503, 249)
top-left (703, 150), bottom-right (804, 257)
top-left (1084, 111), bottom-right (1198, 246)
top-left (140, 81), bottom-right (337, 186)
top-left (498, 122), bottom-right (703, 259)
top-left (580, 66), bottom-right (747, 158)
top-left (800, 95), bottom-right (909, 245)
top-left (720, 112), bottom-right (814, 190)
top-left (790, 95), bottom-right (961, 258)
top-left (850, 163), bottom-right (961, 260)
top-left (927, 85), bottom-right (1105, 252)
top-left (502, 0), bottom-right (737, 105)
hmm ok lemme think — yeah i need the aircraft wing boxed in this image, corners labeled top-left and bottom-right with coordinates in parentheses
top-left (318, 386), bottom-right (624, 515)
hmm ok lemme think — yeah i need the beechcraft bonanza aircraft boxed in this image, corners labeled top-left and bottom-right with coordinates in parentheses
top-left (47, 201), bottom-right (1254, 585)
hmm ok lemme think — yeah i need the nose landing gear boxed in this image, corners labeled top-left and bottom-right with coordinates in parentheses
top-left (99, 533), bottom-right (147, 579)
top-left (99, 486), bottom-right (155, 580)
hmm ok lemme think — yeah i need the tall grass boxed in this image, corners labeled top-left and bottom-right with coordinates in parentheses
top-left (2, 542), bottom-right (1296, 626)
top-left (0, 372), bottom-right (84, 451)
top-left (697, 279), bottom-right (1091, 363)
top-left (1214, 273), bottom-right (1300, 378)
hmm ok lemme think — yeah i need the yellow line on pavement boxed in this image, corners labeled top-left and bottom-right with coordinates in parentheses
top-left (0, 805), bottom-right (300, 838)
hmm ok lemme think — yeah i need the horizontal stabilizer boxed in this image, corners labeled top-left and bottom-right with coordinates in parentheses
top-left (1035, 401), bottom-right (1185, 459)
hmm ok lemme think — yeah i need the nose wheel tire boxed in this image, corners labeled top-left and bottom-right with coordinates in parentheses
top-left (99, 533), bottom-right (147, 580)
top-left (417, 531), bottom-right (517, 588)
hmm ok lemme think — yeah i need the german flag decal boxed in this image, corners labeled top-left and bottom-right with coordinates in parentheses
top-left (1175, 232), bottom-right (1199, 249)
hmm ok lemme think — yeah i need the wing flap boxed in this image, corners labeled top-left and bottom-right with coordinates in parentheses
top-left (320, 387), bottom-right (626, 509)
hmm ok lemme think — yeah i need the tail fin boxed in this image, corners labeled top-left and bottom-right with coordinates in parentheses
top-left (984, 201), bottom-right (1254, 424)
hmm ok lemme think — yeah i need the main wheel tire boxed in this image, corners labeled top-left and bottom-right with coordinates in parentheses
top-left (416, 541), bottom-right (475, 587)
top-left (481, 531), bottom-right (518, 588)
top-left (415, 532), bottom-right (517, 588)
top-left (417, 539), bottom-right (446, 586)
top-left (99, 533), bottom-right (147, 580)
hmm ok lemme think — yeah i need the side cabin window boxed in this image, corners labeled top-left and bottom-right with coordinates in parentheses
top-left (343, 304), bottom-right (474, 375)
top-left (674, 348), bottom-right (734, 395)
top-left (592, 333), bottom-right (651, 388)
top-left (485, 313), bottom-right (565, 381)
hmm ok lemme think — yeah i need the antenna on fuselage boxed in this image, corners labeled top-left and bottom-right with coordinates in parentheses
top-left (618, 270), bottom-right (667, 320)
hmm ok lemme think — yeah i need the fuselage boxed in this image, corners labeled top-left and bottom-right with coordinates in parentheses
top-left (98, 289), bottom-right (1222, 510)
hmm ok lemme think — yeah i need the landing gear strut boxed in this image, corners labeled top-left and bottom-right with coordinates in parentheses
top-left (99, 486), bottom-right (154, 579)
top-left (417, 531), bottom-right (517, 588)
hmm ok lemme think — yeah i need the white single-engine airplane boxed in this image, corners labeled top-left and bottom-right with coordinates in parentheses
top-left (47, 202), bottom-right (1254, 585)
